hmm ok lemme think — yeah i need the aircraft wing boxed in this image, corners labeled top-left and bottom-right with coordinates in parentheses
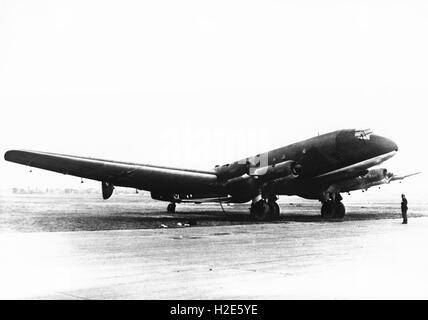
top-left (312, 151), bottom-right (397, 183)
top-left (388, 172), bottom-right (421, 182)
top-left (4, 150), bottom-right (219, 192)
top-left (179, 196), bottom-right (233, 203)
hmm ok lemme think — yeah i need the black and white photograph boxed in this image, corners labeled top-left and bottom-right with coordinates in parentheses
top-left (1, 0), bottom-right (427, 303)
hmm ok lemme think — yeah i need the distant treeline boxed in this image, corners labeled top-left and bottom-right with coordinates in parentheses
top-left (10, 187), bottom-right (141, 195)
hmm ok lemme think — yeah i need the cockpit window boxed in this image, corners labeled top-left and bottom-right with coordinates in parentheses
top-left (355, 129), bottom-right (373, 140)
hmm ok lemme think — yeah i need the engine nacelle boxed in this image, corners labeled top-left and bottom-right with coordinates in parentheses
top-left (215, 162), bottom-right (249, 181)
top-left (252, 160), bottom-right (302, 180)
top-left (223, 175), bottom-right (260, 203)
top-left (327, 168), bottom-right (390, 193)
top-left (217, 160), bottom-right (301, 202)
top-left (363, 168), bottom-right (388, 182)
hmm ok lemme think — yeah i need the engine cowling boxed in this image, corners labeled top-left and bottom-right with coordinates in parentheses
top-left (223, 175), bottom-right (260, 203)
top-left (327, 168), bottom-right (390, 193)
top-left (220, 161), bottom-right (302, 202)
top-left (363, 168), bottom-right (388, 182)
top-left (215, 162), bottom-right (249, 181)
top-left (252, 160), bottom-right (302, 180)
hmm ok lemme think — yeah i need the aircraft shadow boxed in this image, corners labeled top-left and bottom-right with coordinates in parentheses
top-left (16, 209), bottom-right (415, 233)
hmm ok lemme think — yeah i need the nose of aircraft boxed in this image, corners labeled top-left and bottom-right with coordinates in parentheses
top-left (372, 135), bottom-right (398, 154)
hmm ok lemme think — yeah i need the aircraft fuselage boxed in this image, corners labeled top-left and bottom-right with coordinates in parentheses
top-left (211, 129), bottom-right (397, 201)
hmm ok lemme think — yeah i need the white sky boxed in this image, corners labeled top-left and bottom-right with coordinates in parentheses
top-left (0, 0), bottom-right (426, 198)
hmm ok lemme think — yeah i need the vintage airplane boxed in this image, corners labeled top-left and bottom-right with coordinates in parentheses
top-left (4, 128), bottom-right (417, 220)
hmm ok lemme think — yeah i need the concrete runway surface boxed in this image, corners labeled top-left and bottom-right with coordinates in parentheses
top-left (1, 194), bottom-right (428, 299)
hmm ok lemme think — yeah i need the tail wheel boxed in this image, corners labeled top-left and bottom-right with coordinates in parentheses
top-left (251, 200), bottom-right (271, 221)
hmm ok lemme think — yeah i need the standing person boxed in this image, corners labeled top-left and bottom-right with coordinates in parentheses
top-left (401, 194), bottom-right (408, 224)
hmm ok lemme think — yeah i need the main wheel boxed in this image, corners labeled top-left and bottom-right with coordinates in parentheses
top-left (321, 201), bottom-right (336, 218)
top-left (251, 200), bottom-right (271, 221)
top-left (268, 202), bottom-right (280, 220)
top-left (167, 203), bottom-right (176, 213)
top-left (334, 202), bottom-right (345, 218)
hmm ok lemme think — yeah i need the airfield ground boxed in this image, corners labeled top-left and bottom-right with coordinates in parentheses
top-left (1, 193), bottom-right (428, 299)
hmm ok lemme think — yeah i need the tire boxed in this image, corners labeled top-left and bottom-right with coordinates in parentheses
top-left (268, 202), bottom-right (280, 220)
top-left (167, 203), bottom-right (176, 213)
top-left (334, 202), bottom-right (345, 218)
top-left (321, 201), bottom-right (336, 218)
top-left (251, 200), bottom-right (271, 221)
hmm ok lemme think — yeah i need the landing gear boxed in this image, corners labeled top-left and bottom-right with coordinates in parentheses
top-left (167, 203), bottom-right (176, 213)
top-left (321, 193), bottom-right (345, 219)
top-left (321, 201), bottom-right (336, 218)
top-left (250, 196), bottom-right (280, 221)
top-left (250, 200), bottom-right (271, 221)
top-left (268, 201), bottom-right (280, 220)
top-left (335, 201), bottom-right (345, 218)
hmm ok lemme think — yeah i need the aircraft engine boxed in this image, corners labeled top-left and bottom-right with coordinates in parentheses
top-left (328, 168), bottom-right (390, 193)
top-left (215, 162), bottom-right (249, 181)
top-left (223, 175), bottom-right (260, 203)
top-left (252, 160), bottom-right (302, 180)
top-left (364, 168), bottom-right (388, 182)
top-left (221, 161), bottom-right (302, 202)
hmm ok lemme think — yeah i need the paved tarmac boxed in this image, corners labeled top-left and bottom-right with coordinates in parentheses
top-left (1, 195), bottom-right (427, 299)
